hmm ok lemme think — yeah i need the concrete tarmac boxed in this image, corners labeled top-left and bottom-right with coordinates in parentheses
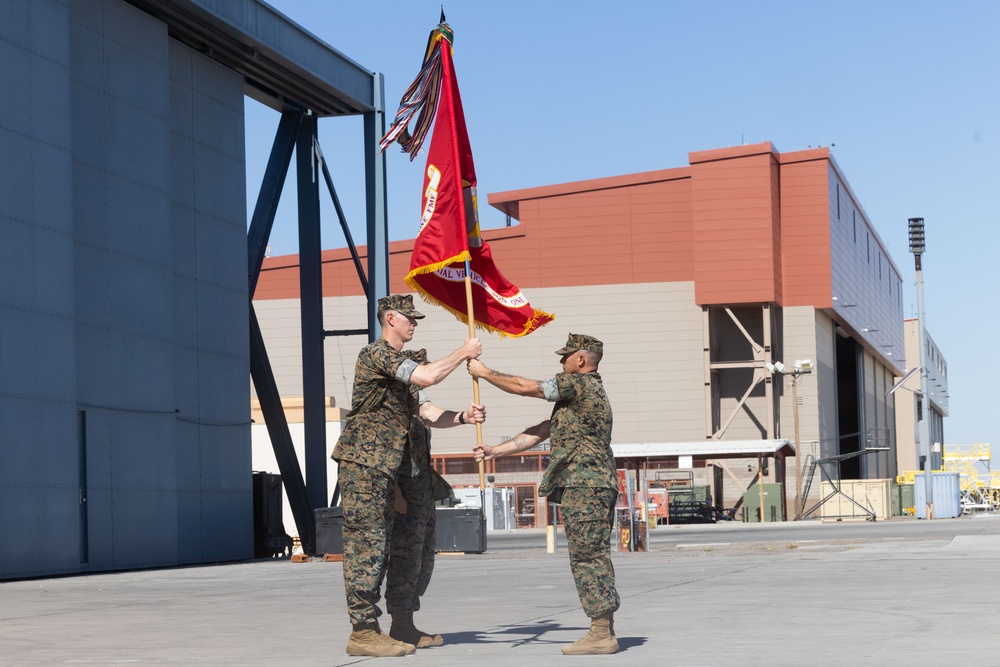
top-left (3, 514), bottom-right (999, 666)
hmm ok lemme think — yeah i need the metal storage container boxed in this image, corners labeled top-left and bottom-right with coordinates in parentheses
top-left (315, 506), bottom-right (344, 555)
top-left (435, 508), bottom-right (487, 553)
top-left (820, 479), bottom-right (891, 522)
top-left (742, 483), bottom-right (783, 522)
top-left (897, 483), bottom-right (915, 516)
top-left (913, 472), bottom-right (962, 519)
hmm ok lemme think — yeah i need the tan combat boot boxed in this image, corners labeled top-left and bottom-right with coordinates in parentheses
top-left (561, 612), bottom-right (619, 655)
top-left (345, 623), bottom-right (411, 657)
top-left (389, 612), bottom-right (443, 648)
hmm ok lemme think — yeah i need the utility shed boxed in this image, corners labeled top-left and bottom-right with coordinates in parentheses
top-left (612, 440), bottom-right (796, 520)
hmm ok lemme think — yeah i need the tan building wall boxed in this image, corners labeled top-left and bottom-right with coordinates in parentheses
top-left (254, 281), bottom-right (706, 455)
top-left (895, 319), bottom-right (949, 473)
top-left (250, 141), bottom-right (942, 518)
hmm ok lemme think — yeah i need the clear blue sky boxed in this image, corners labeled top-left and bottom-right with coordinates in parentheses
top-left (247, 1), bottom-right (1000, 454)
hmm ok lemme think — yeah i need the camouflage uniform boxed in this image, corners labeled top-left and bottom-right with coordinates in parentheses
top-left (331, 314), bottom-right (425, 625)
top-left (539, 334), bottom-right (620, 619)
top-left (386, 352), bottom-right (437, 615)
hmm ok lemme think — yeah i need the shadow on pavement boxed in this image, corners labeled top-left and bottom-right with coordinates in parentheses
top-left (617, 636), bottom-right (649, 651)
top-left (444, 620), bottom-right (581, 647)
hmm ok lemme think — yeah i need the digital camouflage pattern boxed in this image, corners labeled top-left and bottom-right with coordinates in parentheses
top-left (386, 470), bottom-right (437, 614)
top-left (538, 371), bottom-right (616, 498)
top-left (540, 369), bottom-right (619, 619)
top-left (377, 293), bottom-right (425, 320)
top-left (331, 338), bottom-right (420, 477)
top-left (398, 350), bottom-right (431, 479)
top-left (555, 332), bottom-right (604, 356)
top-left (388, 348), bottom-right (437, 614)
top-left (561, 487), bottom-right (620, 617)
top-left (334, 341), bottom-right (423, 625)
top-left (338, 461), bottom-right (396, 625)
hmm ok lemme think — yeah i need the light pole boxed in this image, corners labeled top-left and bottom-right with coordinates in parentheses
top-left (789, 361), bottom-right (813, 520)
top-left (909, 217), bottom-right (933, 520)
top-left (765, 359), bottom-right (813, 520)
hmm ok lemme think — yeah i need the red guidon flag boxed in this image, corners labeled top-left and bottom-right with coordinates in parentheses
top-left (379, 19), bottom-right (554, 337)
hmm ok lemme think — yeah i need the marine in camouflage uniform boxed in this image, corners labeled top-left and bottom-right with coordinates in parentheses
top-left (330, 295), bottom-right (481, 658)
top-left (468, 333), bottom-right (620, 655)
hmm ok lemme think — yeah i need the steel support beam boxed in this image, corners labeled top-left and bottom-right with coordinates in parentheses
top-left (297, 113), bottom-right (328, 514)
top-left (247, 109), bottom-right (318, 554)
top-left (317, 143), bottom-right (368, 295)
top-left (702, 306), bottom-right (713, 438)
top-left (363, 73), bottom-right (390, 340)
top-left (127, 0), bottom-right (376, 117)
top-left (705, 304), bottom-right (780, 440)
top-left (248, 109), bottom-right (302, 296)
top-left (763, 303), bottom-right (774, 439)
top-left (249, 306), bottom-right (315, 554)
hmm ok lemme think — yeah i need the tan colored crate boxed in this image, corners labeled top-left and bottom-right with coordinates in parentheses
top-left (820, 479), bottom-right (891, 522)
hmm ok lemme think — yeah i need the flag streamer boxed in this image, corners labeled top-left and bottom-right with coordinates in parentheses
top-left (378, 25), bottom-right (452, 160)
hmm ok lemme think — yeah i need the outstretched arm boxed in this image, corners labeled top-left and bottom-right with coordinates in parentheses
top-left (467, 359), bottom-right (545, 399)
top-left (409, 338), bottom-right (482, 388)
top-left (473, 420), bottom-right (551, 461)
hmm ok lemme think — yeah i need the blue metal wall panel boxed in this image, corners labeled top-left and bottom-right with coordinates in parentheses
top-left (172, 40), bottom-right (252, 563)
top-left (173, 420), bottom-right (204, 563)
top-left (106, 180), bottom-right (173, 264)
top-left (1, 0), bottom-right (253, 579)
top-left (3, 0), bottom-right (380, 578)
top-left (194, 213), bottom-right (247, 287)
top-left (19, 0), bottom-right (71, 64)
top-left (0, 0), bottom-right (78, 579)
top-left (11, 311), bottom-right (76, 403)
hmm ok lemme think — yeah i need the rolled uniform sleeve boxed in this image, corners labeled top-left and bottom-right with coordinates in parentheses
top-left (543, 374), bottom-right (583, 402)
top-left (395, 358), bottom-right (419, 384)
top-left (540, 377), bottom-right (560, 402)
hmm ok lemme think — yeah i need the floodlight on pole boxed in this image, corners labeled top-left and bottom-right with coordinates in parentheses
top-left (908, 217), bottom-right (933, 519)
top-left (908, 217), bottom-right (926, 256)
top-left (793, 359), bottom-right (813, 373)
top-left (767, 359), bottom-right (813, 520)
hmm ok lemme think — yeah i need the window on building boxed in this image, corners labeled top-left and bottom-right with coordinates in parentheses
top-left (853, 211), bottom-right (857, 242)
top-left (495, 454), bottom-right (546, 474)
top-left (442, 457), bottom-right (480, 475)
top-left (514, 484), bottom-right (537, 528)
top-left (837, 183), bottom-right (841, 219)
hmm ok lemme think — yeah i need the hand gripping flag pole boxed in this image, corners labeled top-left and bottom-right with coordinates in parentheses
top-left (380, 16), bottom-right (554, 494)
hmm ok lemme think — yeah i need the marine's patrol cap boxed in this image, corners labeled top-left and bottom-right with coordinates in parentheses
top-left (378, 294), bottom-right (425, 319)
top-left (555, 333), bottom-right (603, 356)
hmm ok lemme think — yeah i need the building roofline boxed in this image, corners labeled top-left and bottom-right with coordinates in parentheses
top-left (487, 166), bottom-right (691, 220)
top-left (127, 0), bottom-right (376, 116)
top-left (826, 153), bottom-right (903, 280)
top-left (612, 439), bottom-right (795, 459)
